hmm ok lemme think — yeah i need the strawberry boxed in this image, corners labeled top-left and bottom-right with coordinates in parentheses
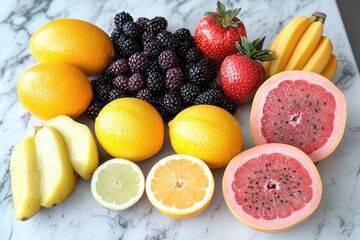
top-left (195, 1), bottom-right (247, 66)
top-left (220, 37), bottom-right (274, 104)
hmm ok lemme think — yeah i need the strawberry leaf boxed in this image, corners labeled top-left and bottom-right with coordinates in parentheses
top-left (206, 1), bottom-right (243, 28)
top-left (236, 36), bottom-right (275, 62)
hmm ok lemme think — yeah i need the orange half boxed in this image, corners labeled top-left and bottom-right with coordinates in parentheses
top-left (145, 154), bottom-right (214, 219)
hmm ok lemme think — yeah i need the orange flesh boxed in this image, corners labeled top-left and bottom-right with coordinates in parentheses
top-left (150, 159), bottom-right (209, 209)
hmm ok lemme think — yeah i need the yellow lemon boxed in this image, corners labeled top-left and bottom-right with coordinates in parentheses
top-left (29, 18), bottom-right (114, 76)
top-left (168, 105), bottom-right (243, 168)
top-left (95, 98), bottom-right (164, 161)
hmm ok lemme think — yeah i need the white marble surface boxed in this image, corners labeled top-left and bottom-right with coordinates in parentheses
top-left (1, 0), bottom-right (360, 239)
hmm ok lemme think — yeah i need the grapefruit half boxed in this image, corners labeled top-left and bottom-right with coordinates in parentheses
top-left (223, 143), bottom-right (322, 232)
top-left (250, 70), bottom-right (347, 162)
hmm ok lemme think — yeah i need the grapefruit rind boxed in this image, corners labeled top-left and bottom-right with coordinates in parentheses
top-left (222, 143), bottom-right (322, 232)
top-left (250, 70), bottom-right (347, 162)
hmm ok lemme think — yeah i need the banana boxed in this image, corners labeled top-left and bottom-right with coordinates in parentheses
top-left (285, 18), bottom-right (324, 70)
top-left (269, 16), bottom-right (313, 76)
top-left (320, 54), bottom-right (337, 80)
top-left (302, 36), bottom-right (333, 74)
top-left (262, 30), bottom-right (282, 78)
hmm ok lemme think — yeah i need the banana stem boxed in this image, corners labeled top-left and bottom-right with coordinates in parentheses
top-left (312, 11), bottom-right (327, 24)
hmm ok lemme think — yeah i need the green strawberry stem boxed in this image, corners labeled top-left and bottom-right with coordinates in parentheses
top-left (235, 36), bottom-right (275, 62)
top-left (205, 1), bottom-right (242, 28)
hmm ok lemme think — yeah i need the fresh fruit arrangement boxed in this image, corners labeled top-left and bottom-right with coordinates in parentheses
top-left (86, 11), bottom-right (237, 122)
top-left (10, 0), bottom-right (349, 234)
top-left (263, 12), bottom-right (337, 79)
top-left (10, 116), bottom-right (98, 220)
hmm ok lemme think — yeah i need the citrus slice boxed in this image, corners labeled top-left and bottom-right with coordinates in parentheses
top-left (90, 158), bottom-right (145, 210)
top-left (145, 154), bottom-right (215, 219)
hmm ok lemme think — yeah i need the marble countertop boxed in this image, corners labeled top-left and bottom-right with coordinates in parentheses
top-left (1, 0), bottom-right (360, 239)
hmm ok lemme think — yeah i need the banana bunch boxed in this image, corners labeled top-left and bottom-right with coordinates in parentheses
top-left (263, 12), bottom-right (337, 79)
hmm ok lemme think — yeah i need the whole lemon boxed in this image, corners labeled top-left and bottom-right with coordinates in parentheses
top-left (29, 18), bottom-right (114, 76)
top-left (95, 98), bottom-right (164, 161)
top-left (17, 62), bottom-right (93, 120)
top-left (168, 105), bottom-right (243, 169)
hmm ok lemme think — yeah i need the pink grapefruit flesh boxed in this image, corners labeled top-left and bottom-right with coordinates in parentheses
top-left (250, 71), bottom-right (347, 162)
top-left (223, 143), bottom-right (322, 232)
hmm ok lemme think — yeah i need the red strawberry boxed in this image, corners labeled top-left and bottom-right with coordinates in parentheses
top-left (195, 1), bottom-right (247, 66)
top-left (220, 37), bottom-right (274, 104)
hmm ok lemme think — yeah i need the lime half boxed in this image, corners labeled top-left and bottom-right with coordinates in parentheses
top-left (90, 158), bottom-right (145, 210)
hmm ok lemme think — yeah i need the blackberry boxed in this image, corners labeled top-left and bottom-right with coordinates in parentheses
top-left (110, 27), bottom-right (123, 42)
top-left (144, 60), bottom-right (162, 76)
top-left (165, 67), bottom-right (184, 91)
top-left (93, 83), bottom-right (112, 103)
top-left (121, 39), bottom-right (141, 57)
top-left (143, 41), bottom-right (163, 59)
top-left (198, 58), bottom-right (217, 80)
top-left (180, 83), bottom-right (202, 104)
top-left (145, 16), bottom-right (167, 33)
top-left (141, 31), bottom-right (157, 44)
top-left (107, 88), bottom-right (128, 102)
top-left (86, 102), bottom-right (104, 120)
top-left (128, 72), bottom-right (145, 92)
top-left (122, 21), bottom-right (141, 39)
top-left (156, 31), bottom-right (178, 51)
top-left (219, 97), bottom-right (238, 115)
top-left (183, 62), bottom-right (196, 77)
top-left (193, 89), bottom-right (223, 105)
top-left (105, 59), bottom-right (129, 77)
top-left (207, 80), bottom-right (222, 91)
top-left (188, 64), bottom-right (211, 86)
top-left (114, 12), bottom-right (133, 28)
top-left (173, 28), bottom-right (192, 42)
top-left (158, 50), bottom-right (178, 70)
top-left (112, 75), bottom-right (129, 90)
top-left (136, 17), bottom-right (149, 29)
top-left (135, 88), bottom-right (154, 103)
top-left (146, 71), bottom-right (165, 92)
top-left (154, 98), bottom-right (176, 122)
top-left (176, 41), bottom-right (192, 59)
top-left (160, 91), bottom-right (182, 113)
top-left (185, 47), bottom-right (203, 63)
top-left (128, 52), bottom-right (149, 73)
top-left (115, 34), bottom-right (127, 49)
top-left (91, 76), bottom-right (109, 88)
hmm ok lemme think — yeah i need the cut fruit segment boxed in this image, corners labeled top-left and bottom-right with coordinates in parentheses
top-left (223, 143), bottom-right (322, 232)
top-left (34, 126), bottom-right (77, 208)
top-left (250, 70), bottom-right (347, 162)
top-left (10, 136), bottom-right (41, 221)
top-left (45, 115), bottom-right (99, 180)
top-left (90, 158), bottom-right (145, 210)
top-left (145, 154), bottom-right (214, 219)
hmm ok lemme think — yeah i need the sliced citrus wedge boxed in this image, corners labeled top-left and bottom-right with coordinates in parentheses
top-left (90, 158), bottom-right (145, 210)
top-left (145, 154), bottom-right (215, 219)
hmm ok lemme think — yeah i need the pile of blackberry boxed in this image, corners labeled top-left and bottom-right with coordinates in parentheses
top-left (86, 12), bottom-right (237, 121)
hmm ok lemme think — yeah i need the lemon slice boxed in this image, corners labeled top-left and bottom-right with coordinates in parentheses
top-left (145, 154), bottom-right (215, 219)
top-left (90, 158), bottom-right (145, 210)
